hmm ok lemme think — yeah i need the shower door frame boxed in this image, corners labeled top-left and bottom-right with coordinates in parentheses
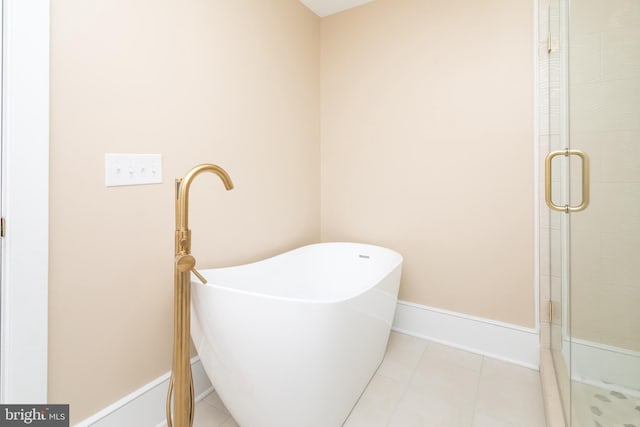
top-left (547, 0), bottom-right (573, 421)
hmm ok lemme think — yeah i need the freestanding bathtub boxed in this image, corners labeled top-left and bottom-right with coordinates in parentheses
top-left (190, 242), bottom-right (403, 427)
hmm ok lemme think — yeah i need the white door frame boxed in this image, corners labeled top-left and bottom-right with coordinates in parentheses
top-left (0, 0), bottom-right (49, 403)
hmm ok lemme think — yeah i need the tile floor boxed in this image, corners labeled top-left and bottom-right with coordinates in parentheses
top-left (193, 332), bottom-right (547, 427)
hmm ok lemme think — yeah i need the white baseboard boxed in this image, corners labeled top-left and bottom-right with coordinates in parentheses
top-left (392, 300), bottom-right (540, 369)
top-left (568, 337), bottom-right (640, 397)
top-left (74, 357), bottom-right (212, 427)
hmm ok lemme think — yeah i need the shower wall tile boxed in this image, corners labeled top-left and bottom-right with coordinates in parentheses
top-left (570, 33), bottom-right (603, 84)
top-left (600, 130), bottom-right (640, 182)
top-left (549, 134), bottom-right (562, 152)
top-left (540, 228), bottom-right (551, 278)
top-left (549, 56), bottom-right (561, 89)
top-left (540, 204), bottom-right (550, 228)
top-left (540, 273), bottom-right (551, 323)
top-left (603, 28), bottom-right (640, 79)
top-left (539, 47), bottom-right (550, 91)
top-left (549, 154), bottom-right (563, 184)
top-left (550, 209), bottom-right (561, 230)
top-left (601, 232), bottom-right (640, 274)
top-left (551, 276), bottom-right (562, 308)
top-left (550, 225), bottom-right (562, 279)
top-left (538, 0), bottom-right (553, 373)
top-left (571, 79), bottom-right (640, 132)
top-left (539, 99), bottom-right (550, 137)
top-left (568, 0), bottom-right (640, 354)
top-left (548, 86), bottom-right (562, 135)
top-left (549, 0), bottom-right (560, 27)
top-left (571, 0), bottom-right (640, 35)
top-left (571, 227), bottom-right (640, 350)
top-left (539, 236), bottom-right (551, 280)
top-left (539, 42), bottom-right (551, 137)
top-left (539, 0), bottom-right (550, 42)
top-left (574, 182), bottom-right (640, 235)
top-left (570, 131), bottom-right (603, 183)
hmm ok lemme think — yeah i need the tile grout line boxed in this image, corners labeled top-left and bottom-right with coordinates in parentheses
top-left (195, 391), bottom-right (233, 427)
top-left (384, 340), bottom-right (431, 426)
top-left (468, 355), bottom-right (486, 426)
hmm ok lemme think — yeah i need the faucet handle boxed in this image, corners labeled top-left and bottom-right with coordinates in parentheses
top-left (191, 267), bottom-right (207, 284)
top-left (175, 254), bottom-right (208, 284)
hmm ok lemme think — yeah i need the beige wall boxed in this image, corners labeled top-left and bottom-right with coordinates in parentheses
top-left (320, 0), bottom-right (535, 327)
top-left (49, 0), bottom-right (320, 422)
top-left (50, 0), bottom-right (537, 422)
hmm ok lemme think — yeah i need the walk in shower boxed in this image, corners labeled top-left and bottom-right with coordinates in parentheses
top-left (545, 0), bottom-right (640, 425)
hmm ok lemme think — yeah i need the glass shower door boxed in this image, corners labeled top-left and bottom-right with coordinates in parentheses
top-left (551, 0), bottom-right (640, 424)
top-left (568, 0), bottom-right (640, 424)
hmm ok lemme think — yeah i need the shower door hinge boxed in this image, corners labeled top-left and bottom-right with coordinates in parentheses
top-left (1, 217), bottom-right (6, 237)
top-left (547, 32), bottom-right (553, 53)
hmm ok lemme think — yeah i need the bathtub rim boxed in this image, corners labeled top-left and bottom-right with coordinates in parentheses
top-left (191, 241), bottom-right (403, 305)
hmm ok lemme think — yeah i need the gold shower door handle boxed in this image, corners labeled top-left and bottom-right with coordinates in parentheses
top-left (545, 149), bottom-right (590, 213)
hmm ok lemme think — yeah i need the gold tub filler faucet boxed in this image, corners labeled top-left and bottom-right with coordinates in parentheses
top-left (167, 164), bottom-right (234, 427)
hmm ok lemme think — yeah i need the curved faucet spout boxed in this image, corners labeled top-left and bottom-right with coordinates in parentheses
top-left (169, 162), bottom-right (234, 427)
top-left (175, 163), bottom-right (234, 232)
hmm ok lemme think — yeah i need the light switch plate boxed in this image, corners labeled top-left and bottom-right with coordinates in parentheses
top-left (105, 153), bottom-right (163, 187)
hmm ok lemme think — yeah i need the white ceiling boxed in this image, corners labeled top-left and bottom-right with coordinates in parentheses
top-left (298, 0), bottom-right (375, 17)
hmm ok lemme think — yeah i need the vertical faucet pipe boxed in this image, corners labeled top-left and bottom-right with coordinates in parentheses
top-left (167, 164), bottom-right (234, 427)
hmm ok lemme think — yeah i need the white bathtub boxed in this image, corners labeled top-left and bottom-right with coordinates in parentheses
top-left (190, 242), bottom-right (403, 427)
